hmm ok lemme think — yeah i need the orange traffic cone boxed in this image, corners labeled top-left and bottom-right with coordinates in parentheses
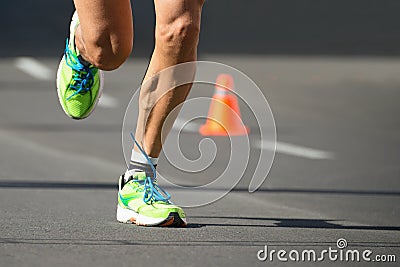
top-left (199, 74), bottom-right (249, 136)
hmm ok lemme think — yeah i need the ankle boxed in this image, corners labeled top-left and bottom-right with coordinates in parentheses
top-left (126, 150), bottom-right (159, 181)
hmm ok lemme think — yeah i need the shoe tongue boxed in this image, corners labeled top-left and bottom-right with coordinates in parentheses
top-left (77, 55), bottom-right (91, 67)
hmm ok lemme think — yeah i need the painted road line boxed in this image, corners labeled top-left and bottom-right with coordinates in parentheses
top-left (14, 57), bottom-right (119, 109)
top-left (172, 118), bottom-right (200, 133)
top-left (173, 119), bottom-right (334, 160)
top-left (14, 57), bottom-right (53, 80)
top-left (98, 93), bottom-right (119, 108)
top-left (260, 140), bottom-right (334, 160)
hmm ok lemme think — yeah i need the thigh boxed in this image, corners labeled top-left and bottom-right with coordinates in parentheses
top-left (73, 0), bottom-right (133, 45)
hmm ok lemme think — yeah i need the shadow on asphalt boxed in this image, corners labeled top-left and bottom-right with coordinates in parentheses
top-left (1, 181), bottom-right (400, 232)
top-left (189, 216), bottom-right (400, 232)
top-left (1, 181), bottom-right (400, 197)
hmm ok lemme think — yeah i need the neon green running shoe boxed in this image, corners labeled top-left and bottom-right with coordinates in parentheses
top-left (117, 171), bottom-right (187, 227)
top-left (56, 12), bottom-right (103, 119)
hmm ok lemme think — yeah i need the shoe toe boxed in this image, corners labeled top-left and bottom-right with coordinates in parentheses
top-left (65, 94), bottom-right (92, 119)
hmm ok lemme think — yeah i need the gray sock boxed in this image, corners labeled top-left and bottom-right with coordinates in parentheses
top-left (125, 150), bottom-right (159, 182)
top-left (126, 161), bottom-right (157, 181)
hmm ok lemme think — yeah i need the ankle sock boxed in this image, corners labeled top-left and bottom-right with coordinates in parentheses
top-left (125, 150), bottom-right (158, 182)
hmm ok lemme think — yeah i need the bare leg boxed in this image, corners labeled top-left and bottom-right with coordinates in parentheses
top-left (73, 0), bottom-right (133, 70)
top-left (135, 0), bottom-right (204, 157)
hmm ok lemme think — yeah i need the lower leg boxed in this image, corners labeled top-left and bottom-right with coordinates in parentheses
top-left (134, 0), bottom-right (204, 158)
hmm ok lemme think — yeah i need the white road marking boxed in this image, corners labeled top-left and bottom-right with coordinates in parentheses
top-left (172, 118), bottom-right (200, 133)
top-left (12, 56), bottom-right (331, 159)
top-left (259, 140), bottom-right (334, 160)
top-left (14, 57), bottom-right (118, 109)
top-left (98, 93), bottom-right (119, 108)
top-left (14, 57), bottom-right (53, 81)
top-left (173, 119), bottom-right (334, 160)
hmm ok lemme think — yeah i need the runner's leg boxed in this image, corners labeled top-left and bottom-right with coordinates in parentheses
top-left (134, 0), bottom-right (205, 157)
top-left (56, 0), bottom-right (133, 119)
top-left (73, 0), bottom-right (133, 70)
top-left (119, 0), bottom-right (204, 227)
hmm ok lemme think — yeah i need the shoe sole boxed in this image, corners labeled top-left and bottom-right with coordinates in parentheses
top-left (56, 56), bottom-right (104, 120)
top-left (116, 205), bottom-right (187, 227)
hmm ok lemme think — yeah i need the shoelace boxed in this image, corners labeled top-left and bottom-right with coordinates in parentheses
top-left (64, 38), bottom-right (94, 100)
top-left (129, 132), bottom-right (171, 204)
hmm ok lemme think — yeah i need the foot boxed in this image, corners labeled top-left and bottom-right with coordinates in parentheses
top-left (56, 11), bottom-right (104, 119)
top-left (117, 171), bottom-right (187, 227)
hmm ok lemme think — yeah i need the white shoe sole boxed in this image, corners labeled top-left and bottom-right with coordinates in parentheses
top-left (116, 205), bottom-right (187, 227)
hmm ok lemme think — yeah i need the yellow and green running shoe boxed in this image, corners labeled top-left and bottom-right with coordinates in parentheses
top-left (56, 12), bottom-right (103, 119)
top-left (117, 171), bottom-right (187, 227)
top-left (117, 134), bottom-right (187, 227)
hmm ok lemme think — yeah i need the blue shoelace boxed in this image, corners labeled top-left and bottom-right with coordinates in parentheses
top-left (64, 38), bottom-right (94, 100)
top-left (129, 133), bottom-right (171, 204)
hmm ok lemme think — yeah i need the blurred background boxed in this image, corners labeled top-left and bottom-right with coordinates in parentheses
top-left (1, 0), bottom-right (400, 57)
top-left (1, 1), bottom-right (399, 266)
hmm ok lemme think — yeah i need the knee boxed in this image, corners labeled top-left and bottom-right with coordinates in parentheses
top-left (84, 34), bottom-right (133, 71)
top-left (155, 15), bottom-right (201, 58)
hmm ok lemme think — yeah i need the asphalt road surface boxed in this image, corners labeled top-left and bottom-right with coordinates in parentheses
top-left (0, 55), bottom-right (399, 266)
